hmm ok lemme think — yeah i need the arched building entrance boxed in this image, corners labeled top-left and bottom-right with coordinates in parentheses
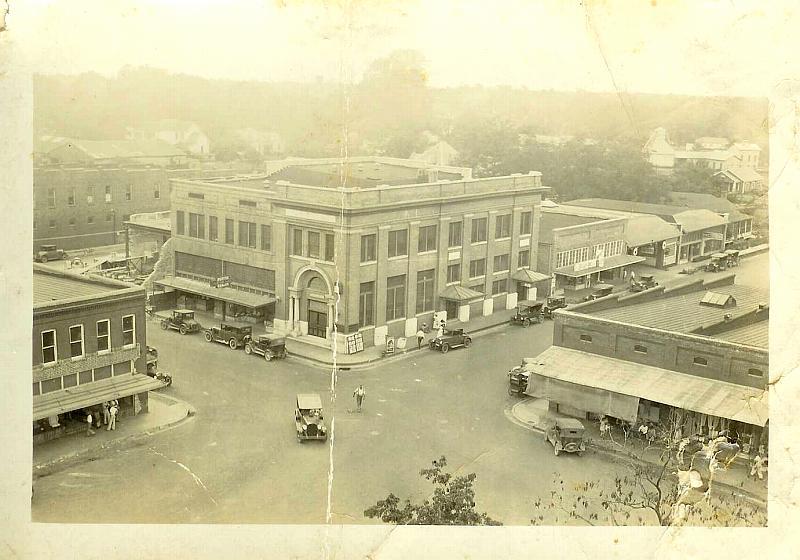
top-left (287, 266), bottom-right (337, 339)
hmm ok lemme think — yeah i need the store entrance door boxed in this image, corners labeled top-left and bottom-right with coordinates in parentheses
top-left (307, 299), bottom-right (327, 338)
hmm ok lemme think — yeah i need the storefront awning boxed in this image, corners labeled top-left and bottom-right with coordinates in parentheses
top-left (523, 346), bottom-right (768, 426)
top-left (439, 284), bottom-right (484, 302)
top-left (155, 276), bottom-right (276, 308)
top-left (554, 254), bottom-right (645, 278)
top-left (33, 373), bottom-right (166, 421)
top-left (511, 269), bottom-right (551, 283)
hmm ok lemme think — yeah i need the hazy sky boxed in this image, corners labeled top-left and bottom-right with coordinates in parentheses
top-left (12, 0), bottom-right (799, 96)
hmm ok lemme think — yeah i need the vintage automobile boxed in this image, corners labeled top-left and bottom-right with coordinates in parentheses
top-left (295, 393), bottom-right (327, 442)
top-left (630, 274), bottom-right (658, 293)
top-left (509, 300), bottom-right (544, 327)
top-left (34, 244), bottom-right (69, 263)
top-left (159, 309), bottom-right (202, 335)
top-left (146, 345), bottom-right (159, 375)
top-left (542, 296), bottom-right (567, 319)
top-left (584, 283), bottom-right (614, 301)
top-left (544, 417), bottom-right (587, 456)
top-left (724, 249), bottom-right (740, 267)
top-left (204, 323), bottom-right (253, 349)
top-left (705, 253), bottom-right (728, 273)
top-left (508, 365), bottom-right (530, 396)
top-left (244, 334), bottom-right (287, 361)
top-left (429, 328), bottom-right (472, 353)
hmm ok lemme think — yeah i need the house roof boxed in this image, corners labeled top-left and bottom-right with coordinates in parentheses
top-left (439, 284), bottom-right (484, 302)
top-left (674, 149), bottom-right (736, 161)
top-left (624, 215), bottom-right (682, 246)
top-left (731, 142), bottom-right (761, 152)
top-left (585, 283), bottom-right (769, 343)
top-left (564, 198), bottom-right (688, 219)
top-left (719, 167), bottom-right (763, 183)
top-left (714, 322), bottom-right (769, 349)
top-left (52, 139), bottom-right (186, 160)
top-left (511, 269), bottom-right (551, 283)
top-left (667, 192), bottom-right (735, 214)
top-left (33, 266), bottom-right (135, 305)
top-left (672, 209), bottom-right (727, 232)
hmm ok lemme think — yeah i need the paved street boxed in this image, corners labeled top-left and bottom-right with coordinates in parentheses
top-left (32, 316), bottom-right (623, 525)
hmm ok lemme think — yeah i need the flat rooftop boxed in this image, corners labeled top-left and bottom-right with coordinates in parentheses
top-left (33, 266), bottom-right (136, 306)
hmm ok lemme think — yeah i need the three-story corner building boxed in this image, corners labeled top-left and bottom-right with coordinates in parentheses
top-left (33, 265), bottom-right (163, 443)
top-left (156, 157), bottom-right (550, 352)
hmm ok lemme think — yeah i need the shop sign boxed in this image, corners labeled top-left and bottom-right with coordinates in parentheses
top-left (346, 333), bottom-right (365, 354)
top-left (212, 276), bottom-right (231, 288)
top-left (384, 336), bottom-right (395, 355)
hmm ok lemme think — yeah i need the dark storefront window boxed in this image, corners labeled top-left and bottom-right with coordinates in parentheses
top-left (359, 281), bottom-right (375, 327)
top-left (63, 373), bottom-right (77, 388)
top-left (79, 370), bottom-right (93, 384)
top-left (41, 377), bottom-right (62, 394)
top-left (114, 361), bottom-right (132, 375)
top-left (416, 269), bottom-right (435, 313)
top-left (386, 275), bottom-right (406, 321)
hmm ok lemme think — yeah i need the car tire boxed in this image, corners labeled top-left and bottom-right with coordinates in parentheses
top-left (229, 338), bottom-right (238, 349)
top-left (264, 352), bottom-right (272, 362)
top-left (463, 338), bottom-right (471, 348)
top-left (40, 255), bottom-right (48, 263)
top-left (523, 318), bottom-right (530, 327)
top-left (204, 332), bottom-right (213, 342)
top-left (160, 321), bottom-right (168, 330)
top-left (179, 325), bottom-right (187, 335)
top-left (441, 343), bottom-right (450, 353)
top-left (429, 341), bottom-right (436, 350)
top-left (244, 344), bottom-right (252, 355)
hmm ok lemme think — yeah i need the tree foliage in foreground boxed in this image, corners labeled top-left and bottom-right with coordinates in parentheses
top-left (364, 456), bottom-right (501, 525)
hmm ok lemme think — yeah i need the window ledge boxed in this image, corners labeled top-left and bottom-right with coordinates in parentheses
top-left (97, 349), bottom-right (111, 356)
top-left (493, 269), bottom-right (510, 275)
top-left (122, 344), bottom-right (136, 350)
top-left (417, 250), bottom-right (437, 256)
top-left (70, 355), bottom-right (85, 362)
top-left (445, 281), bottom-right (460, 286)
top-left (360, 260), bottom-right (377, 266)
top-left (471, 241), bottom-right (487, 246)
top-left (388, 255), bottom-right (408, 261)
top-left (495, 236), bottom-right (511, 242)
top-left (469, 275), bottom-right (486, 281)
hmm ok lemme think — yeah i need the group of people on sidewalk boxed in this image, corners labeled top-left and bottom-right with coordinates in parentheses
top-left (85, 400), bottom-right (119, 437)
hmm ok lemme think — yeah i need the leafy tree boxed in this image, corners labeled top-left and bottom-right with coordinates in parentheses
top-left (663, 165), bottom-right (719, 196)
top-left (364, 456), bottom-right (501, 525)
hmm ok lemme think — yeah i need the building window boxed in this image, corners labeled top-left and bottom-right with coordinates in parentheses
top-left (153, 185), bottom-right (160, 199)
top-left (416, 269), bottom-right (435, 313)
top-left (87, 186), bottom-right (95, 205)
top-left (493, 253), bottom-right (510, 272)
top-left (359, 281), bottom-right (375, 327)
top-left (41, 330), bottom-right (57, 364)
top-left (48, 219), bottom-right (56, 229)
top-left (63, 373), bottom-right (77, 388)
top-left (125, 184), bottom-right (132, 201)
top-left (94, 365), bottom-right (112, 381)
top-left (238, 221), bottom-right (257, 248)
top-left (189, 213), bottom-right (205, 239)
top-left (66, 188), bottom-right (76, 206)
top-left (79, 370), bottom-right (92, 384)
top-left (325, 233), bottom-right (335, 261)
top-left (386, 275), bottom-right (406, 321)
top-left (209, 216), bottom-right (218, 241)
top-left (87, 215), bottom-right (94, 224)
top-left (69, 324), bottom-right (84, 358)
top-left (122, 315), bottom-right (135, 347)
top-left (47, 188), bottom-right (56, 208)
top-left (105, 213), bottom-right (112, 223)
top-left (520, 211), bottom-right (532, 235)
top-left (518, 250), bottom-right (530, 268)
top-left (693, 356), bottom-right (708, 366)
top-left (41, 378), bottom-right (62, 394)
top-left (634, 344), bottom-right (648, 354)
top-left (748, 368), bottom-right (763, 377)
top-left (495, 214), bottom-right (511, 239)
top-left (491, 279), bottom-right (507, 295)
top-left (388, 229), bottom-right (408, 258)
top-left (261, 225), bottom-right (272, 251)
top-left (225, 219), bottom-right (235, 244)
top-left (470, 284), bottom-right (484, 294)
top-left (418, 225), bottom-right (437, 253)
top-left (447, 263), bottom-right (461, 284)
top-left (469, 258), bottom-right (486, 279)
top-left (104, 185), bottom-right (112, 203)
top-left (291, 228), bottom-right (303, 256)
top-left (176, 211), bottom-right (185, 235)
top-left (580, 334), bottom-right (592, 343)
top-left (68, 217), bottom-right (76, 227)
top-left (96, 320), bottom-right (110, 353)
top-left (188, 192), bottom-right (205, 200)
top-left (33, 383), bottom-right (40, 396)
top-left (471, 217), bottom-right (487, 243)
top-left (114, 361), bottom-right (132, 375)
top-left (239, 199), bottom-right (257, 208)
top-left (361, 234), bottom-right (376, 262)
top-left (448, 221), bottom-right (462, 247)
top-left (307, 231), bottom-right (321, 258)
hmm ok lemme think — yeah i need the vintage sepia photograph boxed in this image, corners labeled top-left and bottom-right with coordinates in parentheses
top-left (5, 0), bottom-right (800, 556)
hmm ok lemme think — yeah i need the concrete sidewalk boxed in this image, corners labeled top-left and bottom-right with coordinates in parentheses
top-left (285, 308), bottom-right (522, 369)
top-left (33, 391), bottom-right (195, 476)
top-left (509, 397), bottom-right (767, 503)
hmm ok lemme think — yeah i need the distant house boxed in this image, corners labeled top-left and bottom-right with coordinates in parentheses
top-left (127, 119), bottom-right (210, 156)
top-left (235, 128), bottom-right (286, 157)
top-left (642, 128), bottom-right (676, 175)
top-left (673, 149), bottom-right (741, 172)
top-left (45, 138), bottom-right (189, 167)
top-left (642, 128), bottom-right (762, 175)
top-left (713, 167), bottom-right (764, 194)
top-left (694, 137), bottom-right (730, 150)
top-left (730, 142), bottom-right (761, 168)
top-left (410, 140), bottom-right (460, 167)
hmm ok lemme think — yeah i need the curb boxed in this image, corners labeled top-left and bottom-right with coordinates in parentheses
top-left (505, 400), bottom-right (767, 506)
top-left (33, 393), bottom-right (196, 478)
top-left (289, 319), bottom-right (519, 371)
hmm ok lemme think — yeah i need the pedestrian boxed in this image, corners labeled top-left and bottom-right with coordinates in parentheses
top-left (353, 385), bottom-right (365, 413)
top-left (436, 322), bottom-right (444, 339)
top-left (416, 328), bottom-right (425, 350)
top-left (599, 416), bottom-right (611, 439)
top-left (102, 402), bottom-right (110, 426)
top-left (86, 412), bottom-right (94, 437)
top-left (107, 402), bottom-right (118, 431)
top-left (638, 422), bottom-right (649, 440)
top-left (623, 269), bottom-right (627, 281)
top-left (750, 454), bottom-right (767, 480)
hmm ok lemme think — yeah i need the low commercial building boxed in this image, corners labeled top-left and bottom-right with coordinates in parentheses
top-left (524, 274), bottom-right (769, 455)
top-left (32, 265), bottom-right (163, 443)
top-left (667, 192), bottom-right (755, 247)
top-left (157, 157), bottom-right (549, 352)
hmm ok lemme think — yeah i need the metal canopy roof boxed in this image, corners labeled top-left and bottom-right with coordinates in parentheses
top-left (511, 269), bottom-right (551, 283)
top-left (156, 276), bottom-right (276, 308)
top-left (439, 284), bottom-right (484, 302)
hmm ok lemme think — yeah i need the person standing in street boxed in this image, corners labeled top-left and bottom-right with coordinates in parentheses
top-left (353, 385), bottom-right (366, 413)
top-left (107, 402), bottom-right (118, 431)
top-left (86, 412), bottom-right (94, 437)
top-left (102, 402), bottom-right (110, 426)
top-left (750, 453), bottom-right (767, 480)
top-left (416, 328), bottom-right (425, 350)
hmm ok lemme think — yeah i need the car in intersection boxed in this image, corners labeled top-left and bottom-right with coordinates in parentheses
top-left (34, 244), bottom-right (69, 263)
top-left (509, 300), bottom-right (544, 327)
top-left (159, 309), bottom-right (202, 335)
top-left (429, 328), bottom-right (472, 353)
top-left (295, 393), bottom-right (327, 442)
top-left (244, 334), bottom-right (287, 361)
top-left (542, 295), bottom-right (567, 319)
top-left (204, 323), bottom-right (253, 349)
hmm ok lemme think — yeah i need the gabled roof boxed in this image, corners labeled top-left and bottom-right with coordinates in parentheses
top-left (667, 192), bottom-right (735, 214)
top-left (673, 209), bottom-right (727, 232)
top-left (718, 167), bottom-right (763, 183)
top-left (439, 284), bottom-right (484, 302)
top-left (564, 198), bottom-right (688, 219)
top-left (511, 269), bottom-right (551, 283)
top-left (700, 291), bottom-right (736, 307)
top-left (625, 215), bottom-right (682, 246)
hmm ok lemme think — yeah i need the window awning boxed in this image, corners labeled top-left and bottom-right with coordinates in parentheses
top-left (33, 373), bottom-right (166, 421)
top-left (511, 269), bottom-right (551, 283)
top-left (554, 254), bottom-right (645, 278)
top-left (522, 346), bottom-right (768, 426)
top-left (439, 284), bottom-right (484, 302)
top-left (155, 276), bottom-right (276, 308)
